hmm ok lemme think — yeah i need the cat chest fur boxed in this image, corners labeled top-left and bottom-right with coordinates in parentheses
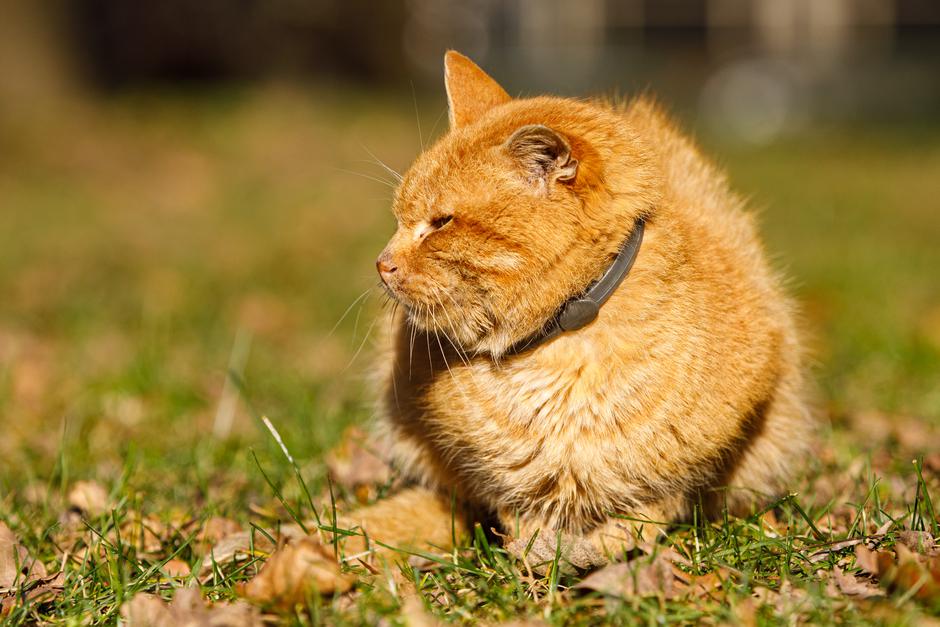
top-left (384, 322), bottom-right (686, 531)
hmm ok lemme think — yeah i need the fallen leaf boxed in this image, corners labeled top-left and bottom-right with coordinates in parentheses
top-left (67, 480), bottom-right (109, 517)
top-left (198, 517), bottom-right (243, 550)
top-left (855, 545), bottom-right (882, 576)
top-left (808, 538), bottom-right (866, 563)
top-left (574, 552), bottom-right (677, 599)
top-left (199, 531), bottom-right (275, 579)
top-left (121, 585), bottom-right (261, 626)
top-left (1, 522), bottom-right (63, 615)
top-left (830, 565), bottom-right (884, 598)
top-left (238, 536), bottom-right (354, 610)
top-left (677, 567), bottom-right (732, 599)
top-left (897, 530), bottom-right (936, 556)
top-left (924, 452), bottom-right (940, 475)
top-left (120, 513), bottom-right (165, 556)
top-left (1, 522), bottom-right (34, 590)
top-left (325, 427), bottom-right (392, 501)
top-left (874, 543), bottom-right (940, 603)
top-left (400, 595), bottom-right (442, 627)
top-left (163, 558), bottom-right (192, 578)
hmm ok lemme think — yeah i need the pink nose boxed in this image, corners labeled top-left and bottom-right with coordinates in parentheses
top-left (376, 254), bottom-right (398, 283)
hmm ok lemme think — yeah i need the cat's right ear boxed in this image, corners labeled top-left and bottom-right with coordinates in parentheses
top-left (444, 51), bottom-right (511, 129)
top-left (506, 124), bottom-right (579, 189)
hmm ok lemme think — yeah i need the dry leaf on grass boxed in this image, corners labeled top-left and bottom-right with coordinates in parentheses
top-left (400, 595), bottom-right (443, 627)
top-left (855, 545), bottom-right (882, 576)
top-left (163, 558), bottom-right (192, 578)
top-left (855, 541), bottom-right (940, 603)
top-left (808, 538), bottom-right (873, 563)
top-left (122, 586), bottom-right (261, 626)
top-left (119, 514), bottom-right (166, 556)
top-left (879, 543), bottom-right (940, 603)
top-left (1, 522), bottom-right (42, 589)
top-left (325, 427), bottom-right (392, 502)
top-left (505, 532), bottom-right (607, 576)
top-left (199, 524), bottom-right (306, 580)
top-left (238, 536), bottom-right (354, 610)
top-left (574, 552), bottom-right (676, 599)
top-left (0, 522), bottom-right (64, 615)
top-left (897, 530), bottom-right (937, 556)
top-left (198, 518), bottom-right (243, 551)
top-left (828, 565), bottom-right (884, 598)
top-left (574, 548), bottom-right (728, 601)
top-left (199, 532), bottom-right (275, 579)
top-left (67, 480), bottom-right (109, 516)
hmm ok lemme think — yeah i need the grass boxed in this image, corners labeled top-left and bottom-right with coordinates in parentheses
top-left (0, 84), bottom-right (938, 624)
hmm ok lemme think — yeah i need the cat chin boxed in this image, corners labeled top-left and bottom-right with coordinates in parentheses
top-left (403, 305), bottom-right (514, 357)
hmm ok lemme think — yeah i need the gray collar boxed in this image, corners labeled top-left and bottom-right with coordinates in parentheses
top-left (506, 216), bottom-right (646, 356)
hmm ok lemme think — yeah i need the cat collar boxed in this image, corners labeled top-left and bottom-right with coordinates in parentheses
top-left (506, 216), bottom-right (646, 355)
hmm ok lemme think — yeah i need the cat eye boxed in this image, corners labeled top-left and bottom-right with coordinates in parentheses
top-left (430, 214), bottom-right (453, 230)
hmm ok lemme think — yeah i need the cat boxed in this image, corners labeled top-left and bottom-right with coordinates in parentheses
top-left (336, 50), bottom-right (813, 567)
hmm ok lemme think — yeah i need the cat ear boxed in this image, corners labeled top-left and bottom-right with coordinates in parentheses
top-left (444, 51), bottom-right (511, 128)
top-left (505, 124), bottom-right (579, 187)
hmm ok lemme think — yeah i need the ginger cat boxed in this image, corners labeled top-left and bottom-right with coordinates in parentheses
top-left (338, 51), bottom-right (813, 566)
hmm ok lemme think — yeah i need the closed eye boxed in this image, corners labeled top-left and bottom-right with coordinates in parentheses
top-left (431, 214), bottom-right (453, 230)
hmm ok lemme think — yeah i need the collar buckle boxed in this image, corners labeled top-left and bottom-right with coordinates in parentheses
top-left (505, 216), bottom-right (646, 356)
top-left (557, 299), bottom-right (599, 331)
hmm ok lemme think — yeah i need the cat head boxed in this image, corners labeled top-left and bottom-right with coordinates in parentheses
top-left (377, 51), bottom-right (658, 357)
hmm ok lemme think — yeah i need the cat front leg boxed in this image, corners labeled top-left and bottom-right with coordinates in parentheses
top-left (332, 486), bottom-right (467, 564)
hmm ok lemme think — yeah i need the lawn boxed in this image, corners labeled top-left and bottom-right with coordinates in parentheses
top-left (0, 85), bottom-right (938, 624)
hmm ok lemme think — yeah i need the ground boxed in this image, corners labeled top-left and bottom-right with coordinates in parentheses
top-left (0, 86), bottom-right (938, 625)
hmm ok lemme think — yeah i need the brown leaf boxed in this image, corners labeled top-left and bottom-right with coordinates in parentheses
top-left (120, 514), bottom-right (166, 556)
top-left (121, 586), bottom-right (262, 626)
top-left (325, 427), bottom-right (392, 500)
top-left (0, 522), bottom-right (47, 589)
top-left (830, 565), bottom-right (884, 598)
top-left (400, 595), bottom-right (443, 627)
top-left (808, 538), bottom-right (865, 563)
top-left (1, 522), bottom-right (63, 616)
top-left (198, 517), bottom-right (243, 550)
top-left (238, 536), bottom-right (354, 610)
top-left (855, 545), bottom-right (883, 576)
top-left (874, 543), bottom-right (940, 603)
top-left (199, 531), bottom-right (275, 579)
top-left (67, 480), bottom-right (109, 517)
top-left (163, 558), bottom-right (192, 579)
top-left (924, 452), bottom-right (940, 475)
top-left (897, 530), bottom-right (936, 556)
top-left (574, 552), bottom-right (677, 599)
top-left (676, 567), bottom-right (732, 599)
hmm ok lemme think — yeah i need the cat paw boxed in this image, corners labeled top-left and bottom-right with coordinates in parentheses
top-left (505, 531), bottom-right (607, 576)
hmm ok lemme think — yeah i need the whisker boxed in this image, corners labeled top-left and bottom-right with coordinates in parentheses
top-left (411, 81), bottom-right (424, 151)
top-left (436, 295), bottom-right (472, 369)
top-left (344, 313), bottom-right (379, 372)
top-left (437, 292), bottom-right (475, 362)
top-left (430, 308), bottom-right (457, 387)
top-left (424, 308), bottom-right (434, 379)
top-left (329, 286), bottom-right (374, 337)
top-left (425, 106), bottom-right (449, 144)
top-left (335, 167), bottom-right (398, 189)
top-left (360, 144), bottom-right (404, 182)
top-left (408, 307), bottom-right (418, 380)
top-left (387, 301), bottom-right (402, 411)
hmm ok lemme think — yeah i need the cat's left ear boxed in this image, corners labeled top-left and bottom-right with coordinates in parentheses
top-left (445, 51), bottom-right (511, 128)
top-left (506, 124), bottom-right (579, 188)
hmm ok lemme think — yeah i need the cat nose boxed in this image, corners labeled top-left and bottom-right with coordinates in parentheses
top-left (376, 252), bottom-right (398, 283)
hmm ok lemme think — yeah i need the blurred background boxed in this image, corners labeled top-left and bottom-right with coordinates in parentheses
top-left (0, 1), bottom-right (938, 489)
